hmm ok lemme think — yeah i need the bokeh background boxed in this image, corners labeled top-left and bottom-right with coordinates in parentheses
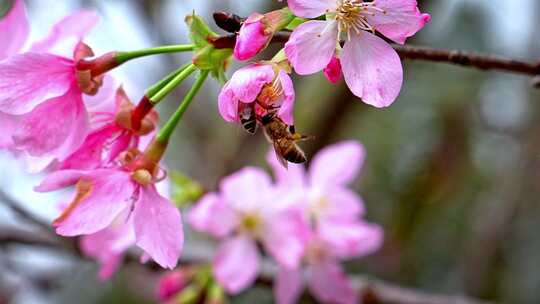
top-left (1, 0), bottom-right (539, 303)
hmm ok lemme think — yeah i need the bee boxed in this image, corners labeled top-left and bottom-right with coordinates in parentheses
top-left (260, 113), bottom-right (312, 168)
top-left (238, 102), bottom-right (257, 134)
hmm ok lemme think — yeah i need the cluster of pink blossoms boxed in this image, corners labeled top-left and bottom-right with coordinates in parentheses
top-left (0, 0), bottom-right (182, 275)
top-left (219, 0), bottom-right (430, 129)
top-left (187, 141), bottom-right (382, 304)
top-left (1, 0), bottom-right (430, 301)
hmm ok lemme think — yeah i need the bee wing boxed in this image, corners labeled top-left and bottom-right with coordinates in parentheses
top-left (273, 141), bottom-right (289, 169)
top-left (262, 126), bottom-right (273, 143)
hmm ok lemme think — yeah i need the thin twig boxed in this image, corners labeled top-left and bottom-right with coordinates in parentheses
top-left (211, 12), bottom-right (540, 78)
top-left (0, 189), bottom-right (53, 233)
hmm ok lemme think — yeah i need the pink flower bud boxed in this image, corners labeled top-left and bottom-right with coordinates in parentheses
top-left (156, 270), bottom-right (191, 302)
top-left (234, 13), bottom-right (270, 61)
top-left (234, 8), bottom-right (293, 61)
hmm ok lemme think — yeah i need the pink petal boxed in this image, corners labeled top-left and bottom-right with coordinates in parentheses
top-left (307, 262), bottom-right (357, 304)
top-left (31, 10), bottom-right (99, 55)
top-left (324, 187), bottom-right (365, 219)
top-left (220, 167), bottom-right (273, 213)
top-left (55, 169), bottom-right (135, 236)
top-left (229, 63), bottom-right (275, 102)
top-left (217, 82), bottom-right (239, 122)
top-left (318, 219), bottom-right (383, 259)
top-left (133, 186), bottom-right (183, 269)
top-left (309, 141), bottom-right (365, 186)
top-left (84, 75), bottom-right (117, 118)
top-left (341, 32), bottom-right (403, 108)
top-left (262, 209), bottom-right (309, 269)
top-left (287, 0), bottom-right (338, 18)
top-left (188, 193), bottom-right (236, 238)
top-left (266, 149), bottom-right (306, 188)
top-left (276, 70), bottom-right (296, 125)
top-left (234, 13), bottom-right (271, 61)
top-left (0, 112), bottom-right (17, 148)
top-left (34, 169), bottom-right (86, 192)
top-left (0, 53), bottom-right (74, 115)
top-left (218, 63), bottom-right (275, 122)
top-left (274, 267), bottom-right (304, 304)
top-left (366, 0), bottom-right (430, 44)
top-left (59, 125), bottom-right (119, 170)
top-left (285, 20), bottom-right (338, 75)
top-left (12, 85), bottom-right (89, 160)
top-left (0, 0), bottom-right (29, 59)
top-left (213, 235), bottom-right (260, 294)
top-left (80, 209), bottom-right (135, 281)
top-left (323, 55), bottom-right (342, 84)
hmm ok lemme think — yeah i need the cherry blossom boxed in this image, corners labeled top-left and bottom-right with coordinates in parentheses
top-left (285, 0), bottom-right (430, 107)
top-left (0, 3), bottom-right (103, 165)
top-left (267, 141), bottom-right (383, 304)
top-left (218, 62), bottom-right (295, 125)
top-left (188, 167), bottom-right (308, 294)
top-left (35, 148), bottom-right (183, 269)
top-left (59, 86), bottom-right (158, 170)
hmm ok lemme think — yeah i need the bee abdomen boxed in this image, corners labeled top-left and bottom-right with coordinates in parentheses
top-left (241, 118), bottom-right (257, 134)
top-left (283, 146), bottom-right (306, 164)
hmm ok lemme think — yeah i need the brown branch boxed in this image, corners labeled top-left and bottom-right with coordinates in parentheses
top-left (211, 11), bottom-right (540, 78)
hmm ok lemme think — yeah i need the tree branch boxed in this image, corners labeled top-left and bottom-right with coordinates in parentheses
top-left (211, 12), bottom-right (540, 79)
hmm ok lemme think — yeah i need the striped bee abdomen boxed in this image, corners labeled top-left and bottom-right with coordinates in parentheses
top-left (283, 145), bottom-right (306, 164)
top-left (241, 116), bottom-right (257, 134)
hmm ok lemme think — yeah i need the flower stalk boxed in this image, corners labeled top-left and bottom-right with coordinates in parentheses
top-left (150, 64), bottom-right (197, 104)
top-left (115, 44), bottom-right (196, 64)
top-left (156, 69), bottom-right (210, 144)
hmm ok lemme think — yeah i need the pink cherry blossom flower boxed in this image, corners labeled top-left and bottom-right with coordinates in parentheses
top-left (35, 150), bottom-right (183, 269)
top-left (218, 62), bottom-right (295, 125)
top-left (0, 7), bottom-right (103, 164)
top-left (59, 86), bottom-right (158, 170)
top-left (285, 0), bottom-right (430, 107)
top-left (274, 231), bottom-right (381, 304)
top-left (188, 167), bottom-right (308, 294)
top-left (78, 172), bottom-right (171, 279)
top-left (266, 140), bottom-right (384, 303)
top-left (268, 140), bottom-right (383, 255)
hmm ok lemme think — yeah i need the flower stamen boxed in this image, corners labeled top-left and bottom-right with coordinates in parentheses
top-left (333, 0), bottom-right (387, 39)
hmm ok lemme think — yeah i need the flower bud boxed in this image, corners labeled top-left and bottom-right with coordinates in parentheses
top-left (234, 8), bottom-right (293, 61)
top-left (156, 270), bottom-right (192, 302)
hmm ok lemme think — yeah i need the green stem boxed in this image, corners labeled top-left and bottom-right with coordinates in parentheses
top-left (150, 64), bottom-right (197, 104)
top-left (116, 44), bottom-right (196, 64)
top-left (156, 70), bottom-right (210, 143)
top-left (146, 63), bottom-right (191, 99)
